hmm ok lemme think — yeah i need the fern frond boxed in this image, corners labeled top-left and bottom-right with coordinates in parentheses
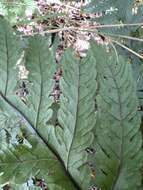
top-left (91, 43), bottom-right (143, 190)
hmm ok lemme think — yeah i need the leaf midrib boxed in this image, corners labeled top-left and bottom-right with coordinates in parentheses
top-left (4, 33), bottom-right (9, 97)
top-left (35, 52), bottom-right (43, 129)
top-left (66, 61), bottom-right (80, 170)
top-left (108, 64), bottom-right (125, 190)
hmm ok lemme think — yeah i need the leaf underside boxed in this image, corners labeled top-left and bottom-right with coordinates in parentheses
top-left (47, 49), bottom-right (97, 189)
top-left (91, 43), bottom-right (142, 190)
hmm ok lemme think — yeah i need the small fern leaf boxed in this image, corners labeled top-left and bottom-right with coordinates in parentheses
top-left (91, 43), bottom-right (143, 190)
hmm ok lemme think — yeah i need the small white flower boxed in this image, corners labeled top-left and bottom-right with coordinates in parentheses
top-left (25, 9), bottom-right (33, 18)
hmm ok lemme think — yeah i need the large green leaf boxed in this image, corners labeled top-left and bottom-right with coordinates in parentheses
top-left (0, 19), bottom-right (80, 190)
top-left (47, 49), bottom-right (97, 189)
top-left (91, 43), bottom-right (142, 190)
top-left (0, 135), bottom-right (76, 190)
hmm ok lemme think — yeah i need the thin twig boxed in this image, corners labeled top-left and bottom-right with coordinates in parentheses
top-left (21, 23), bottom-right (143, 37)
top-left (90, 23), bottom-right (143, 28)
top-left (112, 40), bottom-right (143, 60)
top-left (104, 33), bottom-right (143, 42)
top-left (21, 26), bottom-right (77, 37)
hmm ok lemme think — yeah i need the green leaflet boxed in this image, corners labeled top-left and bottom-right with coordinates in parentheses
top-left (91, 43), bottom-right (142, 190)
top-left (0, 34), bottom-right (56, 134)
top-left (23, 36), bottom-right (55, 129)
top-left (0, 96), bottom-right (76, 190)
top-left (0, 17), bottom-right (21, 97)
top-left (0, 137), bottom-right (75, 190)
top-left (47, 49), bottom-right (97, 189)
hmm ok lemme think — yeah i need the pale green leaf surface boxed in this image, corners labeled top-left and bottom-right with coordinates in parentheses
top-left (47, 50), bottom-right (97, 189)
top-left (91, 43), bottom-right (143, 190)
top-left (0, 96), bottom-right (77, 190)
top-left (0, 17), bottom-right (21, 97)
top-left (22, 36), bottom-right (55, 129)
top-left (0, 138), bottom-right (75, 190)
top-left (0, 19), bottom-right (78, 190)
